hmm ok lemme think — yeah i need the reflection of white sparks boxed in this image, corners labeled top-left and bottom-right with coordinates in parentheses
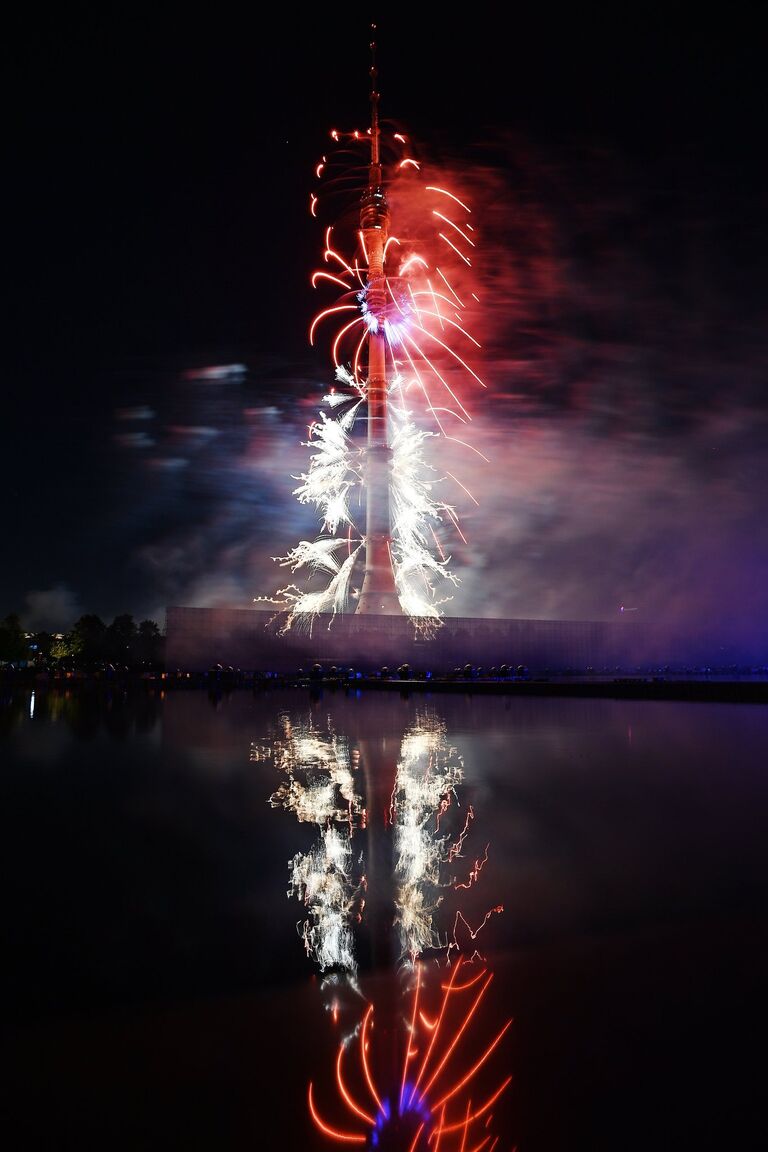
top-left (260, 708), bottom-right (499, 979)
top-left (256, 714), bottom-right (365, 975)
top-left (289, 828), bottom-right (359, 972)
top-left (390, 713), bottom-right (464, 962)
top-left (260, 714), bottom-right (363, 825)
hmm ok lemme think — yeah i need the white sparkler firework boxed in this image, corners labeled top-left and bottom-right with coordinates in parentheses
top-left (289, 829), bottom-right (359, 973)
top-left (259, 708), bottom-right (497, 977)
top-left (270, 377), bottom-right (459, 632)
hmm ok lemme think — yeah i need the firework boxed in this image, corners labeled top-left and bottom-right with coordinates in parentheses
top-left (308, 957), bottom-right (512, 1150)
top-left (265, 39), bottom-right (485, 632)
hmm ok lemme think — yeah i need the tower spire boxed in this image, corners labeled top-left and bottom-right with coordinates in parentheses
top-left (369, 31), bottom-right (380, 170)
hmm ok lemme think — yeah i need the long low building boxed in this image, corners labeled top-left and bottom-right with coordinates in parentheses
top-left (164, 605), bottom-right (760, 675)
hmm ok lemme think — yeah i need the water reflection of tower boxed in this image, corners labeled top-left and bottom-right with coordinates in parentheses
top-left (355, 729), bottom-right (399, 968)
top-left (283, 696), bottom-right (514, 1149)
top-left (356, 38), bottom-right (401, 615)
top-left (318, 690), bottom-right (412, 970)
top-left (343, 698), bottom-right (469, 972)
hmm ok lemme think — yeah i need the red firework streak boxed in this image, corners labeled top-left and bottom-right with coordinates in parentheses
top-left (308, 956), bottom-right (513, 1150)
top-left (309, 146), bottom-right (487, 432)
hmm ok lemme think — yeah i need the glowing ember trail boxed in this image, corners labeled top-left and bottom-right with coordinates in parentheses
top-left (309, 957), bottom-right (512, 1150)
top-left (263, 36), bottom-right (486, 633)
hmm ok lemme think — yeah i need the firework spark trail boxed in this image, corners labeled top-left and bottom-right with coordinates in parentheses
top-left (289, 830), bottom-right (360, 972)
top-left (256, 712), bottom-right (363, 821)
top-left (390, 716), bottom-right (465, 962)
top-left (308, 958), bottom-right (513, 1150)
top-left (261, 706), bottom-right (499, 978)
top-left (256, 714), bottom-right (366, 975)
top-left (265, 113), bottom-right (486, 631)
top-left (389, 404), bottom-right (461, 618)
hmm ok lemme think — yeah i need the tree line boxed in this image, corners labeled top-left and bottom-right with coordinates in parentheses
top-left (0, 613), bottom-right (164, 670)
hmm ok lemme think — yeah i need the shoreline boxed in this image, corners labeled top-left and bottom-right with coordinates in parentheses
top-left (2, 671), bottom-right (767, 704)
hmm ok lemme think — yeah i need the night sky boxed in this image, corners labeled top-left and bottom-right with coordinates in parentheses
top-left (5, 7), bottom-right (768, 645)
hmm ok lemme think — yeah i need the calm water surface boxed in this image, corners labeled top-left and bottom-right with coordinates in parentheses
top-left (1, 686), bottom-right (766, 1150)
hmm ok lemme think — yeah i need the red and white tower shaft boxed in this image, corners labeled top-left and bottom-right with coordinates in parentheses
top-left (356, 43), bottom-right (401, 615)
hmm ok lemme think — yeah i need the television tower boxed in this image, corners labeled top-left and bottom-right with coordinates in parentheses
top-left (356, 33), bottom-right (402, 615)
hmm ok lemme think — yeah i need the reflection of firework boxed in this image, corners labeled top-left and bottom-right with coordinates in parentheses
top-left (264, 90), bottom-right (486, 631)
top-left (390, 715), bottom-right (464, 962)
top-left (260, 712), bottom-right (365, 827)
top-left (255, 713), bottom-right (366, 976)
top-left (309, 957), bottom-right (512, 1150)
top-left (289, 827), bottom-right (362, 974)
top-left (261, 706), bottom-right (499, 978)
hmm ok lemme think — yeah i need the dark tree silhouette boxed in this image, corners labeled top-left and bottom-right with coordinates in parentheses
top-left (0, 614), bottom-right (27, 663)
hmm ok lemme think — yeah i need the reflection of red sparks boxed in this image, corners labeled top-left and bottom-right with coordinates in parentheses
top-left (308, 956), bottom-right (512, 1149)
top-left (454, 845), bottom-right (489, 891)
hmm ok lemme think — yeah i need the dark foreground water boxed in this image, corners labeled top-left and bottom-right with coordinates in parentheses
top-left (1, 685), bottom-right (766, 1150)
